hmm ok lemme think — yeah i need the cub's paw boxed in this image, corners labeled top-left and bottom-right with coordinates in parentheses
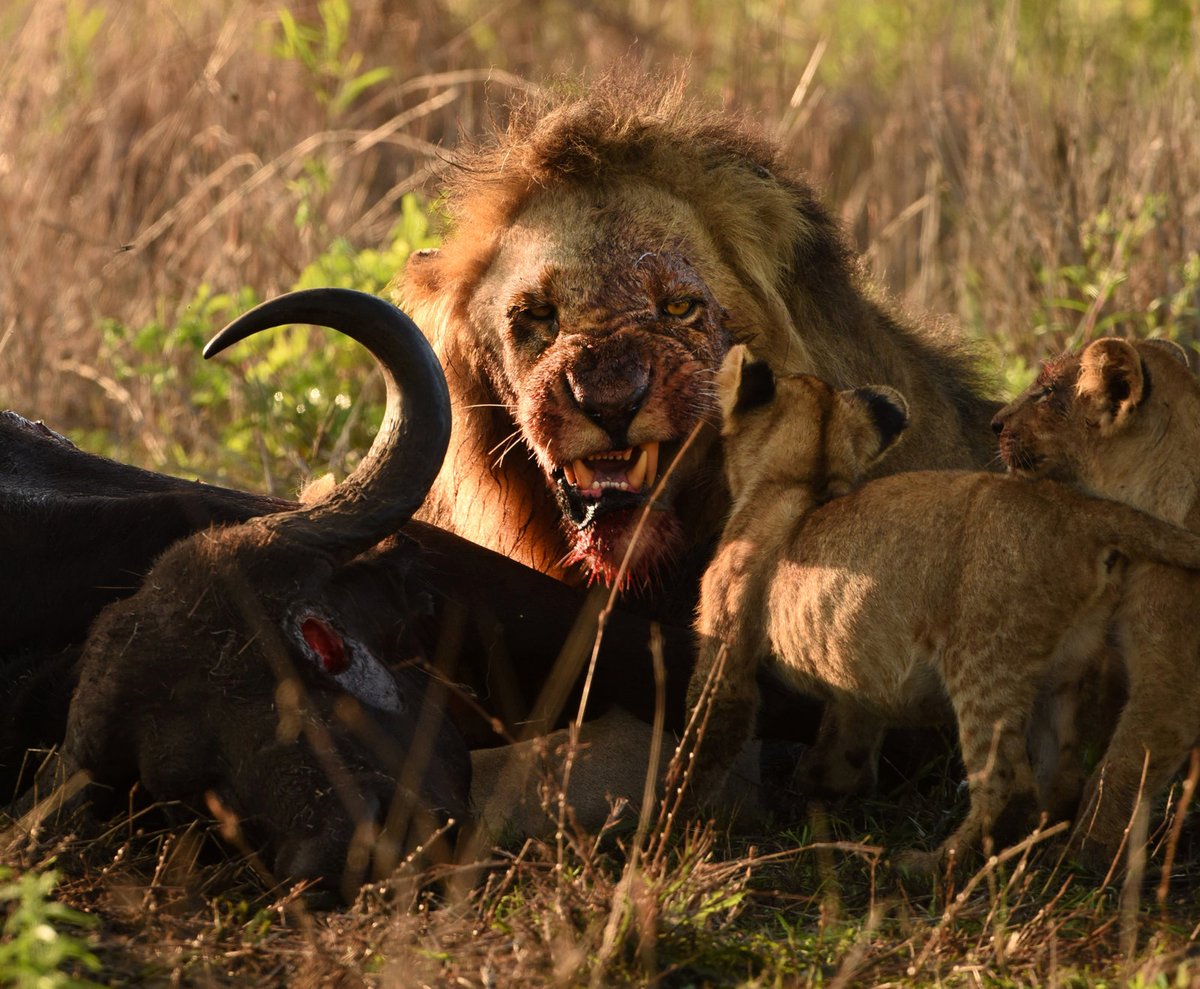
top-left (1068, 831), bottom-right (1123, 880)
top-left (892, 847), bottom-right (946, 882)
top-left (679, 766), bottom-right (729, 817)
top-left (892, 841), bottom-right (977, 886)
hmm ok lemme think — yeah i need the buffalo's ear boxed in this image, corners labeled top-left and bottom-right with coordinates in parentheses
top-left (717, 345), bottom-right (776, 429)
top-left (403, 247), bottom-right (444, 296)
top-left (840, 385), bottom-right (909, 470)
top-left (1077, 338), bottom-right (1146, 434)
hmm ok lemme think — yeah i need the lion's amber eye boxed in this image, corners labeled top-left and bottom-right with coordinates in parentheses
top-left (524, 303), bottom-right (557, 321)
top-left (663, 299), bottom-right (698, 318)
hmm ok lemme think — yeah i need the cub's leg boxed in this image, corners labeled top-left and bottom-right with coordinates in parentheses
top-left (1074, 576), bottom-right (1200, 869)
top-left (902, 646), bottom-right (1041, 873)
top-left (792, 697), bottom-right (886, 798)
top-left (687, 542), bottom-right (771, 810)
top-left (685, 634), bottom-right (763, 808)
top-left (1029, 640), bottom-right (1124, 825)
top-left (1029, 676), bottom-right (1083, 822)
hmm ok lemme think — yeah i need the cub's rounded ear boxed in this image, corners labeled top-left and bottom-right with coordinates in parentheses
top-left (1140, 337), bottom-right (1191, 369)
top-left (718, 345), bottom-right (776, 428)
top-left (840, 385), bottom-right (909, 468)
top-left (1077, 338), bottom-right (1146, 434)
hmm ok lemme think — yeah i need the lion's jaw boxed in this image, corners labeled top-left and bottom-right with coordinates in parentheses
top-left (548, 437), bottom-right (691, 588)
top-left (520, 334), bottom-right (720, 588)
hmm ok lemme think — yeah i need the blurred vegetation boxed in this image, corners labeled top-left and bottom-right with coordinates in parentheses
top-left (0, 867), bottom-right (102, 989)
top-left (83, 192), bottom-right (437, 491)
top-left (1, 0), bottom-right (1197, 492)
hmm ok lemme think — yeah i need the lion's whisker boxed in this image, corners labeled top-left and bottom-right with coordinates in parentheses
top-left (492, 432), bottom-right (529, 470)
top-left (487, 428), bottom-right (522, 459)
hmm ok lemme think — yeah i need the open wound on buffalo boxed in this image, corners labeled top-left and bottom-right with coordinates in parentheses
top-left (288, 608), bottom-right (406, 716)
top-left (301, 616), bottom-right (349, 675)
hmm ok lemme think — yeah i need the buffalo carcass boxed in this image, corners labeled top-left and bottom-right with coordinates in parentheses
top-left (1, 411), bottom-right (287, 792)
top-left (25, 290), bottom-right (469, 902)
top-left (0, 379), bottom-right (693, 796)
top-left (0, 413), bottom-right (290, 660)
top-left (7, 290), bottom-right (704, 901)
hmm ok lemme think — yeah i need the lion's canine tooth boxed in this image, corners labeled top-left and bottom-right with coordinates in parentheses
top-left (627, 447), bottom-right (648, 491)
top-left (644, 441), bottom-right (660, 488)
top-left (572, 458), bottom-right (594, 490)
top-left (563, 462), bottom-right (579, 488)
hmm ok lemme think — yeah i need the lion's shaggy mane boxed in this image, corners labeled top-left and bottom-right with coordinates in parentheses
top-left (395, 74), bottom-right (997, 587)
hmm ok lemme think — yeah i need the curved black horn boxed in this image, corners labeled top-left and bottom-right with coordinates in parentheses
top-left (205, 288), bottom-right (450, 561)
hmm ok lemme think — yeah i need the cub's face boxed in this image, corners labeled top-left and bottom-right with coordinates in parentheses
top-left (991, 352), bottom-right (1086, 482)
top-left (993, 337), bottom-right (1200, 522)
top-left (716, 344), bottom-right (909, 502)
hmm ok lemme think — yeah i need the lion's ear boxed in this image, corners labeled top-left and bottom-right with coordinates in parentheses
top-left (718, 345), bottom-right (776, 428)
top-left (1140, 338), bottom-right (1191, 369)
top-left (404, 247), bottom-right (444, 296)
top-left (1077, 338), bottom-right (1146, 434)
top-left (839, 385), bottom-right (909, 469)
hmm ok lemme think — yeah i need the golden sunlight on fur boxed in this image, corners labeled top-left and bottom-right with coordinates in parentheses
top-left (688, 344), bottom-right (1200, 872)
top-left (994, 337), bottom-right (1200, 866)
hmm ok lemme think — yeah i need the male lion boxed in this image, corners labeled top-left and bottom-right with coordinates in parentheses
top-left (394, 77), bottom-right (996, 594)
top-left (994, 337), bottom-right (1200, 866)
top-left (687, 345), bottom-right (1200, 870)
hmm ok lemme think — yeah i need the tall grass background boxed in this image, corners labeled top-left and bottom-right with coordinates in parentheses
top-left (3, 1), bottom-right (1200, 985)
top-left (3, 0), bottom-right (1197, 493)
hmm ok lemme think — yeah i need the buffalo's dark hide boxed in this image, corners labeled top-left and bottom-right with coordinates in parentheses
top-left (1, 411), bottom-right (288, 658)
top-left (1, 411), bottom-right (696, 798)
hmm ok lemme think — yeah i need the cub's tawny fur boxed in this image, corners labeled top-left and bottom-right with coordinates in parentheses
top-left (688, 345), bottom-right (1200, 869)
top-left (994, 337), bottom-right (1200, 865)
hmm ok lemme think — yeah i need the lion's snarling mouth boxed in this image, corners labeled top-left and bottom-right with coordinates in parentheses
top-left (549, 439), bottom-right (688, 587)
top-left (555, 441), bottom-right (661, 517)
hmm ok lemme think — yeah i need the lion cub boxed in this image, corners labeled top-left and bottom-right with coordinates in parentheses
top-left (994, 336), bottom-right (1200, 864)
top-left (687, 345), bottom-right (1200, 870)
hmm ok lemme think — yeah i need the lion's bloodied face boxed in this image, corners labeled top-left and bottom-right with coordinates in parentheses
top-left (464, 195), bottom-right (732, 584)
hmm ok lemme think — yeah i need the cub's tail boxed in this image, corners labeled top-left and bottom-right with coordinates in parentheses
top-left (1091, 496), bottom-right (1200, 571)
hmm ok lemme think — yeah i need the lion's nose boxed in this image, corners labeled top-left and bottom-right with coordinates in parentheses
top-left (990, 414), bottom-right (1005, 436)
top-left (577, 380), bottom-right (649, 442)
top-left (566, 340), bottom-right (651, 443)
